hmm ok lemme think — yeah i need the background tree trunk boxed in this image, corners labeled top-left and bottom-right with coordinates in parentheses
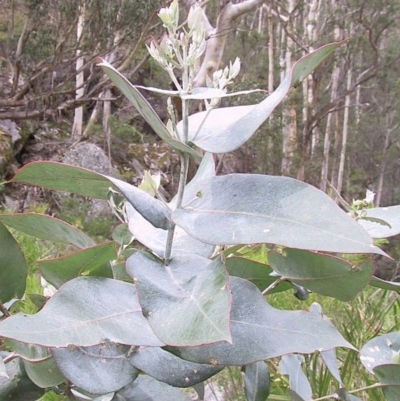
top-left (71, 4), bottom-right (85, 141)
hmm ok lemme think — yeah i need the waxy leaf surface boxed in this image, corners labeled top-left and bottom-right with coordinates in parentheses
top-left (177, 42), bottom-right (343, 153)
top-left (0, 277), bottom-right (163, 347)
top-left (169, 277), bottom-right (354, 366)
top-left (358, 205), bottom-right (400, 238)
top-left (0, 352), bottom-right (44, 400)
top-left (268, 249), bottom-right (373, 300)
top-left (279, 355), bottom-right (312, 401)
top-left (226, 256), bottom-right (291, 293)
top-left (38, 242), bottom-right (116, 288)
top-left (360, 331), bottom-right (400, 373)
top-left (129, 347), bottom-right (222, 387)
top-left (112, 375), bottom-right (191, 401)
top-left (243, 361), bottom-right (270, 401)
top-left (170, 152), bottom-right (215, 209)
top-left (172, 174), bottom-right (383, 255)
top-left (369, 276), bottom-right (400, 292)
top-left (126, 203), bottom-right (214, 258)
top-left (0, 223), bottom-right (27, 303)
top-left (5, 341), bottom-right (64, 388)
top-left (106, 176), bottom-right (172, 230)
top-left (0, 213), bottom-right (95, 249)
top-left (10, 161), bottom-right (112, 199)
top-left (11, 162), bottom-right (172, 230)
top-left (373, 365), bottom-right (400, 401)
top-left (52, 343), bottom-right (138, 394)
top-left (7, 341), bottom-right (64, 388)
top-left (126, 251), bottom-right (231, 346)
top-left (99, 60), bottom-right (201, 160)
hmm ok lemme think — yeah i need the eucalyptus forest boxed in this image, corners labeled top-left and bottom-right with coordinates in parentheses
top-left (0, 1), bottom-right (400, 401)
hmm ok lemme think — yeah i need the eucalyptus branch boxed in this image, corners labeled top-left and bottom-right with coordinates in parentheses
top-left (0, 301), bottom-right (10, 318)
top-left (262, 277), bottom-right (286, 296)
top-left (310, 382), bottom-right (383, 401)
top-left (164, 152), bottom-right (189, 264)
top-left (3, 352), bottom-right (52, 364)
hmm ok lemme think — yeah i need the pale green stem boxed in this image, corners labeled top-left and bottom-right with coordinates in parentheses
top-left (310, 383), bottom-right (383, 401)
top-left (164, 57), bottom-right (190, 264)
top-left (3, 352), bottom-right (52, 364)
top-left (262, 277), bottom-right (286, 296)
top-left (192, 107), bottom-right (213, 141)
top-left (0, 300), bottom-right (10, 317)
top-left (163, 153), bottom-right (189, 264)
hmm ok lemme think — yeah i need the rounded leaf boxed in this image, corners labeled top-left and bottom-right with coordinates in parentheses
top-left (52, 343), bottom-right (139, 394)
top-left (169, 277), bottom-right (354, 366)
top-left (129, 347), bottom-right (222, 387)
top-left (0, 277), bottom-right (163, 347)
top-left (360, 331), bottom-right (400, 373)
top-left (172, 174), bottom-right (384, 255)
top-left (268, 249), bottom-right (374, 301)
top-left (127, 251), bottom-right (231, 346)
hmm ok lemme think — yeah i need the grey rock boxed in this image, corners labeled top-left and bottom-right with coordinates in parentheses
top-left (61, 142), bottom-right (116, 221)
top-left (0, 120), bottom-right (21, 143)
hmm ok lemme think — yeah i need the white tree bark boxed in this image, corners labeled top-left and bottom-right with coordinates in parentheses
top-left (267, 3), bottom-right (274, 95)
top-left (71, 4), bottom-right (85, 141)
top-left (320, 6), bottom-right (342, 192)
top-left (320, 63), bottom-right (340, 192)
top-left (336, 56), bottom-right (353, 197)
top-left (194, 0), bottom-right (264, 87)
top-left (281, 0), bottom-right (296, 175)
top-left (306, 0), bottom-right (321, 156)
top-left (376, 112), bottom-right (398, 206)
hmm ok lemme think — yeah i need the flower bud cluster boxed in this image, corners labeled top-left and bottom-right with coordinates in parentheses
top-left (146, 0), bottom-right (206, 92)
top-left (208, 57), bottom-right (241, 91)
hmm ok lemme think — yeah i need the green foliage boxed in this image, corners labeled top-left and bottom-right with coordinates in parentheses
top-left (0, 3), bottom-right (399, 401)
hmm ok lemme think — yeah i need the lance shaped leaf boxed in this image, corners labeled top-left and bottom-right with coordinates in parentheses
top-left (193, 383), bottom-right (205, 400)
top-left (126, 203), bottom-right (214, 259)
top-left (268, 249), bottom-right (373, 301)
top-left (52, 343), bottom-right (139, 394)
top-left (0, 222), bottom-right (27, 303)
top-left (360, 331), bottom-right (400, 373)
top-left (106, 176), bottom-right (172, 230)
top-left (320, 348), bottom-right (343, 386)
top-left (358, 205), bottom-right (400, 238)
top-left (168, 277), bottom-right (354, 366)
top-left (279, 355), bottom-right (312, 401)
top-left (98, 60), bottom-right (201, 161)
top-left (10, 162), bottom-right (172, 230)
top-left (136, 85), bottom-right (265, 99)
top-left (242, 361), bottom-right (270, 401)
top-left (126, 251), bottom-right (231, 346)
top-left (309, 304), bottom-right (344, 387)
top-left (38, 242), bottom-right (116, 288)
top-left (0, 277), bottom-right (164, 347)
top-left (113, 375), bottom-right (192, 401)
top-left (369, 276), bottom-right (400, 293)
top-left (129, 347), bottom-right (222, 387)
top-left (172, 174), bottom-right (384, 255)
top-left (10, 161), bottom-right (112, 199)
top-left (177, 41), bottom-right (344, 153)
top-left (0, 213), bottom-right (95, 249)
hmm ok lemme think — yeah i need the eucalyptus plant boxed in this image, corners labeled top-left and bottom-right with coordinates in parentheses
top-left (1, 1), bottom-right (400, 400)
